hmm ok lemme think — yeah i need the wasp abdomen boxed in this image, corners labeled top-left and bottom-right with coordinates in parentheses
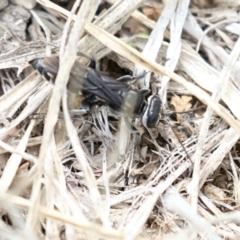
top-left (29, 57), bottom-right (59, 81)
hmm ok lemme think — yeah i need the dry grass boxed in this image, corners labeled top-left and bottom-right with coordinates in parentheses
top-left (0, 0), bottom-right (240, 239)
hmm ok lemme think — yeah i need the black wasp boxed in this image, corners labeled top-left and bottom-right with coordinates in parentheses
top-left (29, 56), bottom-right (161, 128)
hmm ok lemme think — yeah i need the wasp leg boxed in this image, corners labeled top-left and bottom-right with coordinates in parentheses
top-left (31, 109), bottom-right (88, 120)
top-left (68, 109), bottom-right (89, 116)
top-left (116, 71), bottom-right (148, 82)
top-left (81, 95), bottom-right (107, 110)
top-left (29, 112), bottom-right (46, 119)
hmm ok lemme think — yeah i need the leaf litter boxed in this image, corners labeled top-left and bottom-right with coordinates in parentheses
top-left (0, 0), bottom-right (239, 239)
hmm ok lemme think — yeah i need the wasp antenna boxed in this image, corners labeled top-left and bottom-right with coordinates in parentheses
top-left (116, 71), bottom-right (148, 83)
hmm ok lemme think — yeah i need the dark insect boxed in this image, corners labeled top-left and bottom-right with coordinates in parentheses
top-left (29, 56), bottom-right (161, 128)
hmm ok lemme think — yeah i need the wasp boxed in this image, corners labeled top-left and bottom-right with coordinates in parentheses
top-left (29, 56), bottom-right (161, 128)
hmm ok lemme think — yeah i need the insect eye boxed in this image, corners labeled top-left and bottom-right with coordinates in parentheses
top-left (142, 95), bottom-right (161, 128)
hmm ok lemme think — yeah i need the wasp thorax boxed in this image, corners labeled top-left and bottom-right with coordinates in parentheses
top-left (120, 89), bottom-right (147, 117)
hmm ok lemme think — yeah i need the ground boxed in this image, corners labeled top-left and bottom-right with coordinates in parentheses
top-left (0, 0), bottom-right (239, 239)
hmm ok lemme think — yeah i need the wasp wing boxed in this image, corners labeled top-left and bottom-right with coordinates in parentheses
top-left (69, 62), bottom-right (146, 115)
top-left (30, 56), bottom-right (137, 113)
top-left (68, 62), bottom-right (126, 109)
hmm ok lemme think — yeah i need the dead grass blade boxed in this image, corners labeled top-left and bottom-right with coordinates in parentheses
top-left (85, 23), bottom-right (240, 135)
